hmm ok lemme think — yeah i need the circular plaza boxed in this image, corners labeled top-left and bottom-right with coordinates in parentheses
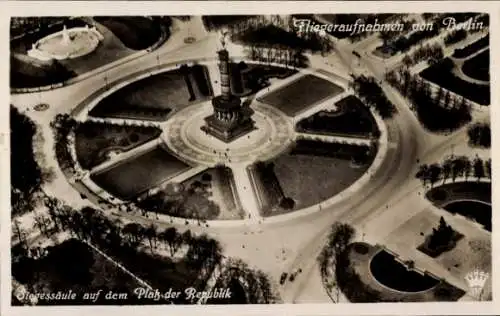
top-left (163, 101), bottom-right (293, 166)
top-left (60, 47), bottom-right (387, 224)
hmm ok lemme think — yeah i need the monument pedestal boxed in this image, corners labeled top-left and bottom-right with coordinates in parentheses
top-left (201, 115), bottom-right (256, 143)
top-left (201, 46), bottom-right (256, 143)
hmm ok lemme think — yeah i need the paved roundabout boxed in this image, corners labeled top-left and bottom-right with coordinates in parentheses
top-left (163, 101), bottom-right (294, 166)
top-left (63, 53), bottom-right (391, 228)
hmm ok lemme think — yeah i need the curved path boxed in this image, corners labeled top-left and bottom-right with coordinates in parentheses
top-left (451, 47), bottom-right (490, 86)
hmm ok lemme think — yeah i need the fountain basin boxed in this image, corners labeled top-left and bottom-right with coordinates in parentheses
top-left (28, 25), bottom-right (104, 61)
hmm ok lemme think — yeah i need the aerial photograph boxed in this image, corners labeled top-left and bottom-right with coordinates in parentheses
top-left (9, 12), bottom-right (491, 305)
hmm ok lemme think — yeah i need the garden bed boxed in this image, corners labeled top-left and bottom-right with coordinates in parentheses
top-left (230, 62), bottom-right (297, 96)
top-left (10, 55), bottom-right (75, 88)
top-left (75, 122), bottom-right (162, 169)
top-left (295, 95), bottom-right (380, 138)
top-left (444, 201), bottom-right (491, 231)
top-left (417, 228), bottom-right (464, 258)
top-left (252, 140), bottom-right (374, 216)
top-left (93, 16), bottom-right (165, 50)
top-left (90, 146), bottom-right (191, 200)
top-left (426, 182), bottom-right (491, 231)
top-left (420, 58), bottom-right (490, 105)
top-left (272, 153), bottom-right (369, 212)
top-left (258, 74), bottom-right (344, 116)
top-left (137, 167), bottom-right (243, 220)
top-left (90, 65), bottom-right (212, 121)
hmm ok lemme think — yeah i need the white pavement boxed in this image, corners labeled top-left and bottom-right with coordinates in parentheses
top-left (230, 164), bottom-right (262, 222)
top-left (90, 138), bottom-right (162, 175)
top-left (295, 132), bottom-right (373, 145)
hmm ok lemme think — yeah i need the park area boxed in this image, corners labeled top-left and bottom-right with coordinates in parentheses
top-left (11, 239), bottom-right (145, 305)
top-left (336, 242), bottom-right (465, 302)
top-left (295, 95), bottom-right (380, 138)
top-left (93, 16), bottom-right (166, 50)
top-left (251, 139), bottom-right (374, 216)
top-left (419, 58), bottom-right (490, 106)
top-left (100, 240), bottom-right (208, 304)
top-left (137, 167), bottom-right (244, 220)
top-left (420, 35), bottom-right (490, 106)
top-left (74, 122), bottom-right (162, 169)
top-left (90, 65), bottom-right (212, 121)
top-left (90, 146), bottom-right (192, 200)
top-left (10, 17), bottom-right (147, 88)
top-left (381, 207), bottom-right (491, 299)
top-left (257, 74), bottom-right (344, 116)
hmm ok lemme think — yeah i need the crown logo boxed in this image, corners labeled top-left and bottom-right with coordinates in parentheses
top-left (464, 268), bottom-right (489, 300)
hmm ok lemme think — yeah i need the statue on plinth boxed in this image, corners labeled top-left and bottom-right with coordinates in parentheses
top-left (61, 25), bottom-right (71, 46)
top-left (200, 32), bottom-right (256, 143)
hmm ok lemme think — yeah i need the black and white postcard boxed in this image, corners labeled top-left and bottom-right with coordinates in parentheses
top-left (3, 2), bottom-right (497, 316)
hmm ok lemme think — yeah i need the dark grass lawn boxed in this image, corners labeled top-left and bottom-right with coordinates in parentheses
top-left (296, 95), bottom-right (380, 138)
top-left (254, 139), bottom-right (375, 216)
top-left (75, 122), bottom-right (161, 169)
top-left (444, 201), bottom-right (491, 231)
top-left (11, 239), bottom-right (145, 305)
top-left (90, 146), bottom-right (191, 200)
top-left (258, 74), bottom-right (344, 116)
top-left (10, 55), bottom-right (75, 88)
top-left (426, 181), bottom-right (491, 205)
top-left (426, 182), bottom-right (491, 231)
top-left (90, 65), bottom-right (212, 121)
top-left (93, 16), bottom-right (162, 50)
top-left (452, 35), bottom-right (489, 59)
top-left (272, 153), bottom-right (369, 211)
top-left (420, 58), bottom-right (490, 105)
top-left (231, 62), bottom-right (298, 96)
top-left (462, 49), bottom-right (489, 82)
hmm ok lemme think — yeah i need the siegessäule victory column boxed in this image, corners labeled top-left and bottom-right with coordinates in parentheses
top-left (201, 32), bottom-right (256, 143)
